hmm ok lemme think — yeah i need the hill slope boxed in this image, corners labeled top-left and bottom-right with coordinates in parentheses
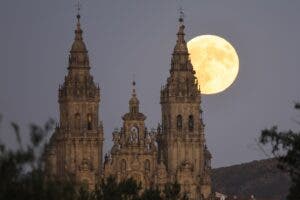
top-left (212, 158), bottom-right (290, 200)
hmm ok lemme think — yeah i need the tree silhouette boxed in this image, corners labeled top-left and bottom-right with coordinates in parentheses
top-left (0, 118), bottom-right (78, 200)
top-left (0, 117), bottom-right (186, 200)
top-left (163, 181), bottom-right (181, 200)
top-left (260, 103), bottom-right (300, 200)
top-left (140, 187), bottom-right (162, 200)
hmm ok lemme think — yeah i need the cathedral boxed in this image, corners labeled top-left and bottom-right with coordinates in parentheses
top-left (45, 13), bottom-right (213, 200)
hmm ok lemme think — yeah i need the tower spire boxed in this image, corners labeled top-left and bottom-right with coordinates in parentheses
top-left (169, 8), bottom-right (191, 72)
top-left (75, 15), bottom-right (83, 41)
top-left (122, 78), bottom-right (146, 121)
top-left (173, 8), bottom-right (188, 54)
top-left (74, 0), bottom-right (83, 42)
top-left (68, 3), bottom-right (89, 69)
top-left (129, 78), bottom-right (139, 113)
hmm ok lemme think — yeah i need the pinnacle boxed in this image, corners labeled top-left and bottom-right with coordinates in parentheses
top-left (68, 14), bottom-right (89, 69)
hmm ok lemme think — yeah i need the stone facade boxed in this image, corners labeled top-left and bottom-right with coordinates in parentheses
top-left (46, 14), bottom-right (212, 200)
top-left (103, 82), bottom-right (168, 191)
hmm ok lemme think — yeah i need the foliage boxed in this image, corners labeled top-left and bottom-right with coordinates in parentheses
top-left (140, 186), bottom-right (162, 200)
top-left (163, 181), bottom-right (181, 200)
top-left (95, 176), bottom-right (141, 200)
top-left (260, 103), bottom-right (300, 200)
top-left (0, 117), bottom-right (183, 200)
top-left (119, 177), bottom-right (141, 200)
top-left (0, 118), bottom-right (80, 200)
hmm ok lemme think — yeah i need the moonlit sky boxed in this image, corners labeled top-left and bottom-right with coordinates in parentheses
top-left (1, 1), bottom-right (300, 168)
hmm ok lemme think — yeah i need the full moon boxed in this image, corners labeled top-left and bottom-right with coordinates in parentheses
top-left (187, 35), bottom-right (239, 95)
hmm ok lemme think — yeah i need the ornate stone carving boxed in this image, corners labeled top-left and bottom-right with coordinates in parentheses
top-left (46, 12), bottom-right (212, 200)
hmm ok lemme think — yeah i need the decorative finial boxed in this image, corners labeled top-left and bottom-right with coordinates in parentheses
top-left (129, 73), bottom-right (139, 113)
top-left (76, 0), bottom-right (81, 21)
top-left (131, 74), bottom-right (137, 97)
top-left (179, 6), bottom-right (184, 24)
top-left (132, 73), bottom-right (136, 87)
top-left (178, 0), bottom-right (184, 23)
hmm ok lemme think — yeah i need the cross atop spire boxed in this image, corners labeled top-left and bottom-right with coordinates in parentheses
top-left (132, 73), bottom-right (136, 96)
top-left (68, 2), bottom-right (89, 69)
top-left (168, 6), bottom-right (194, 72)
top-left (129, 78), bottom-right (139, 114)
top-left (75, 0), bottom-right (82, 32)
top-left (76, 0), bottom-right (81, 19)
top-left (122, 78), bottom-right (146, 121)
top-left (173, 7), bottom-right (188, 55)
top-left (179, 6), bottom-right (184, 24)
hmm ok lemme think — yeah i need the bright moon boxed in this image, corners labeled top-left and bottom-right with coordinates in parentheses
top-left (187, 35), bottom-right (239, 95)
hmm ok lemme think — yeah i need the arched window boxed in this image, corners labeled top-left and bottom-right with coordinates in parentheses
top-left (177, 115), bottom-right (182, 130)
top-left (121, 159), bottom-right (126, 173)
top-left (188, 115), bottom-right (194, 131)
top-left (75, 113), bottom-right (80, 129)
top-left (87, 113), bottom-right (92, 130)
top-left (144, 159), bottom-right (150, 172)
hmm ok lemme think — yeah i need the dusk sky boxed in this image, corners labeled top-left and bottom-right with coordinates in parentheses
top-left (1, 0), bottom-right (300, 168)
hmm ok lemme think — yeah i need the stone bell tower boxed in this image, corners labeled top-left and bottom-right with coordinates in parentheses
top-left (45, 14), bottom-right (104, 189)
top-left (160, 15), bottom-right (212, 200)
